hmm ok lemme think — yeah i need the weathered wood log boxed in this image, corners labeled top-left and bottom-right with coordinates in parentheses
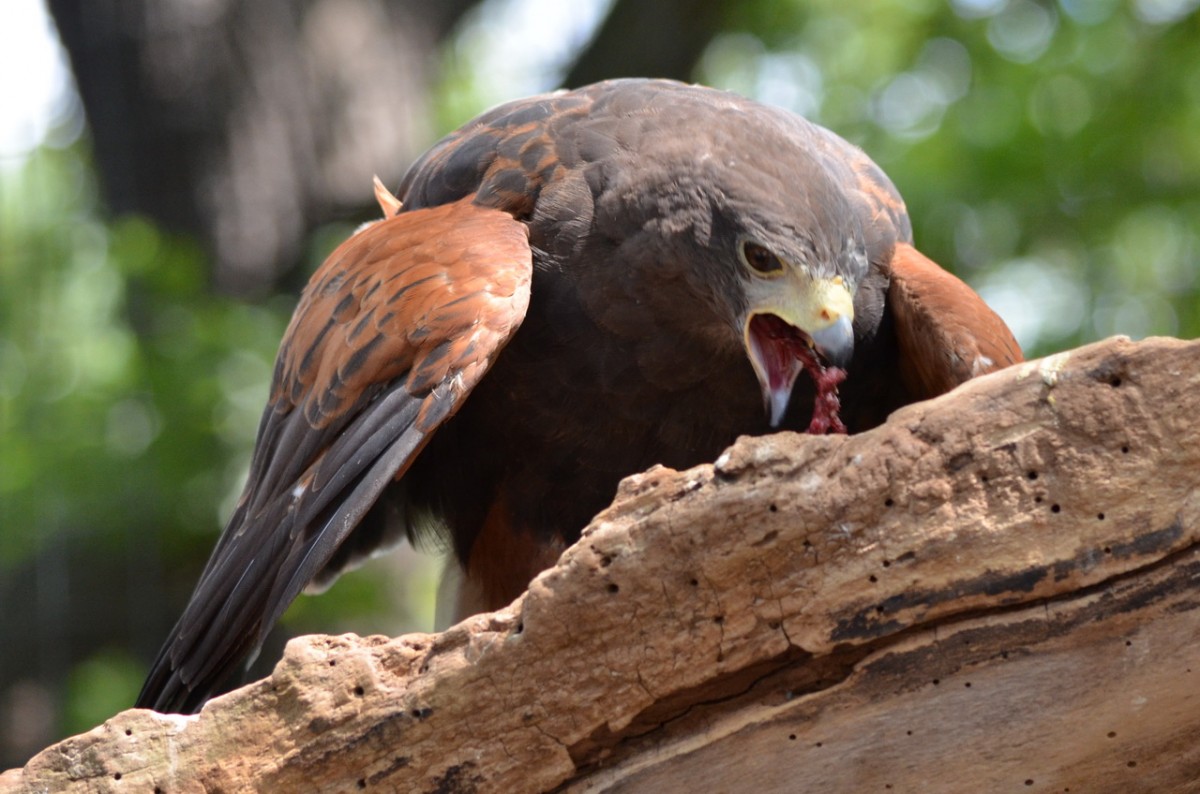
top-left (3, 335), bottom-right (1198, 793)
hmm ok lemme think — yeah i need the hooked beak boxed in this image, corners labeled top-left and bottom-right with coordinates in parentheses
top-left (808, 314), bottom-right (855, 369)
top-left (743, 276), bottom-right (855, 427)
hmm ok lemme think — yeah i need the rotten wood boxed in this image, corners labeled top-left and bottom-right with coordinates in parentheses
top-left (3, 335), bottom-right (1198, 793)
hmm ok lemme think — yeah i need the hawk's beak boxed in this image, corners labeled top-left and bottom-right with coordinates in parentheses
top-left (743, 276), bottom-right (855, 426)
top-left (807, 314), bottom-right (854, 369)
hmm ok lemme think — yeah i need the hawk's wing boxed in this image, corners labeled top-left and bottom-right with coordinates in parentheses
top-left (137, 198), bottom-right (531, 713)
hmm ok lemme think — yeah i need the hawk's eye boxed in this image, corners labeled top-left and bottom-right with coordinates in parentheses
top-left (741, 242), bottom-right (785, 275)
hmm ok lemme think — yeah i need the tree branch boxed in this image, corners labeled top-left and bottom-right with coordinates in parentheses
top-left (4, 336), bottom-right (1198, 793)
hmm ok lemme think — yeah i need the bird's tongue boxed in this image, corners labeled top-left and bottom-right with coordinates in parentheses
top-left (749, 314), bottom-right (848, 435)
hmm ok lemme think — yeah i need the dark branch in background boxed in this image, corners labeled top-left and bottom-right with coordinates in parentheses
top-left (48, 0), bottom-right (480, 296)
top-left (563, 0), bottom-right (725, 87)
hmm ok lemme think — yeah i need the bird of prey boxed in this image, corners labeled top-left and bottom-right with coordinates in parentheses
top-left (136, 78), bottom-right (1022, 714)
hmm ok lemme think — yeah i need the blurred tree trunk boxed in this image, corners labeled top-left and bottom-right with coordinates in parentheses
top-left (47, 0), bottom-right (479, 296)
top-left (564, 0), bottom-right (725, 88)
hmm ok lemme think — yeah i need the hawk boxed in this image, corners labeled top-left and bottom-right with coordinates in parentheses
top-left (137, 79), bottom-right (1021, 714)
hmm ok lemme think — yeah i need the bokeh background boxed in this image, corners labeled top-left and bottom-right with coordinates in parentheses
top-left (2, 0), bottom-right (1197, 768)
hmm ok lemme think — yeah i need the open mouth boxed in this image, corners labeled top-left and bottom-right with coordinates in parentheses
top-left (747, 313), bottom-right (848, 434)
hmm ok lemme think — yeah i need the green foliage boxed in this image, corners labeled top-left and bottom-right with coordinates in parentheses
top-left (0, 145), bottom-right (287, 569)
top-left (62, 650), bottom-right (143, 736)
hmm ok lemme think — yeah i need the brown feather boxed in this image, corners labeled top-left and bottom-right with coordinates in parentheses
top-left (453, 493), bottom-right (567, 624)
top-left (373, 175), bottom-right (402, 217)
top-left (888, 242), bottom-right (1023, 400)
